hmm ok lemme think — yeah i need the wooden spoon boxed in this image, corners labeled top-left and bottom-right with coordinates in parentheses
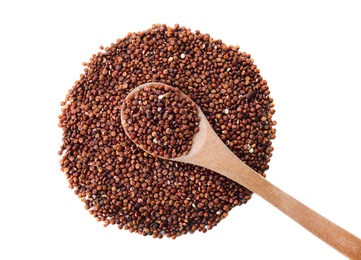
top-left (121, 82), bottom-right (361, 259)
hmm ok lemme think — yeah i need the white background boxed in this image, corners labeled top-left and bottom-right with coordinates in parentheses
top-left (1, 1), bottom-right (360, 259)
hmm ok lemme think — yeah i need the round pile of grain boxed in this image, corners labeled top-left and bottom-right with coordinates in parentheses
top-left (58, 23), bottom-right (276, 239)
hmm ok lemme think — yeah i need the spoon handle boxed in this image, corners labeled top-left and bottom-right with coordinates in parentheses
top-left (238, 166), bottom-right (361, 259)
top-left (204, 144), bottom-right (361, 259)
top-left (182, 123), bottom-right (361, 259)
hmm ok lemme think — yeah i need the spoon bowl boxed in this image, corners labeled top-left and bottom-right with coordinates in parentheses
top-left (121, 82), bottom-right (361, 259)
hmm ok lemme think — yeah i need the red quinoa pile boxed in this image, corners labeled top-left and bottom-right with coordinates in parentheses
top-left (121, 83), bottom-right (200, 159)
top-left (58, 23), bottom-right (276, 239)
